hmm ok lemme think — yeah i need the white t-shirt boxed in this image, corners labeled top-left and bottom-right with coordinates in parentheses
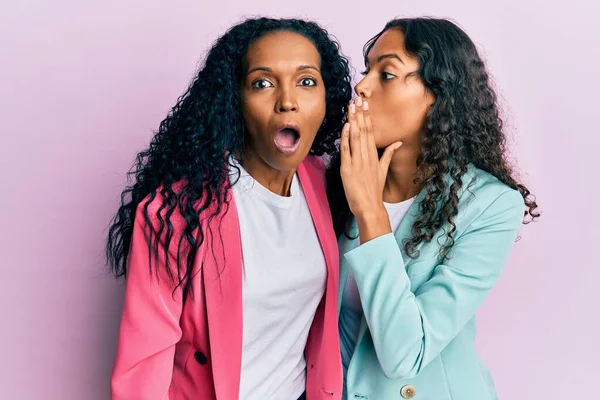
top-left (342, 197), bottom-right (416, 312)
top-left (229, 158), bottom-right (327, 400)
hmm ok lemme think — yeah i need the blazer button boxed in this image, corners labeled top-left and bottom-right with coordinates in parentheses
top-left (194, 351), bottom-right (208, 365)
top-left (400, 384), bottom-right (416, 399)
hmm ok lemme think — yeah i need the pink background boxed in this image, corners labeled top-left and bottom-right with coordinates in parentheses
top-left (2, 1), bottom-right (598, 399)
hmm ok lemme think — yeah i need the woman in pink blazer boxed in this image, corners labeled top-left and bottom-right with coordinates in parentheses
top-left (106, 17), bottom-right (352, 400)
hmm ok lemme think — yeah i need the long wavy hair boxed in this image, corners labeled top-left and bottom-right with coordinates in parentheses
top-left (327, 17), bottom-right (539, 259)
top-left (106, 17), bottom-right (352, 298)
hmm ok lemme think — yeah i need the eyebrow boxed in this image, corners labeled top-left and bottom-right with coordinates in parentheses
top-left (246, 65), bottom-right (321, 76)
top-left (367, 53), bottom-right (405, 66)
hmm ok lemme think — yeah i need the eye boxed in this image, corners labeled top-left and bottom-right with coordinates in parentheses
top-left (360, 70), bottom-right (369, 76)
top-left (299, 77), bottom-right (317, 87)
top-left (382, 72), bottom-right (396, 81)
top-left (251, 79), bottom-right (274, 89)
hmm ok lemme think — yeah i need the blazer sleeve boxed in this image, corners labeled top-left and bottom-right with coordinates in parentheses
top-left (110, 201), bottom-right (187, 400)
top-left (344, 189), bottom-right (524, 379)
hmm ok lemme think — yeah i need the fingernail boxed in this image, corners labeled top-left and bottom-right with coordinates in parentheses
top-left (363, 101), bottom-right (369, 111)
top-left (356, 97), bottom-right (363, 107)
top-left (350, 104), bottom-right (355, 114)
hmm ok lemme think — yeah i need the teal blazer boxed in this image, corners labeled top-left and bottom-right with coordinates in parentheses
top-left (338, 166), bottom-right (524, 400)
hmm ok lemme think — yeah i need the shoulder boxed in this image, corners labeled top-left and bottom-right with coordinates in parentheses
top-left (133, 183), bottom-right (187, 236)
top-left (135, 180), bottom-right (230, 233)
top-left (457, 165), bottom-right (524, 228)
top-left (463, 166), bottom-right (523, 206)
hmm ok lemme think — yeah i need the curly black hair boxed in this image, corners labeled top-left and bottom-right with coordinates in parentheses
top-left (327, 17), bottom-right (539, 258)
top-left (106, 17), bottom-right (352, 298)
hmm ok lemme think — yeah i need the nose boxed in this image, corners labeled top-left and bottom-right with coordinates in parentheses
top-left (354, 75), bottom-right (372, 98)
top-left (275, 85), bottom-right (299, 113)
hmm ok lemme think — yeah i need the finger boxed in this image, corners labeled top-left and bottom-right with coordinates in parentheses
top-left (380, 141), bottom-right (403, 176)
top-left (348, 102), bottom-right (361, 165)
top-left (354, 97), bottom-right (369, 161)
top-left (340, 122), bottom-right (351, 164)
top-left (362, 100), bottom-right (377, 155)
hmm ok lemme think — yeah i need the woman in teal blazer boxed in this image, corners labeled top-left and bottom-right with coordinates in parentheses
top-left (326, 18), bottom-right (539, 400)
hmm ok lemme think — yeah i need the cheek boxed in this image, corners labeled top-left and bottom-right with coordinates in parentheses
top-left (396, 88), bottom-right (430, 126)
top-left (242, 98), bottom-right (270, 131)
top-left (302, 91), bottom-right (326, 130)
top-left (370, 92), bottom-right (402, 132)
top-left (310, 90), bottom-right (326, 113)
top-left (314, 103), bottom-right (326, 128)
top-left (370, 88), bottom-right (429, 145)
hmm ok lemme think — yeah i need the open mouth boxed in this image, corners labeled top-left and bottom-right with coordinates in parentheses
top-left (274, 124), bottom-right (301, 155)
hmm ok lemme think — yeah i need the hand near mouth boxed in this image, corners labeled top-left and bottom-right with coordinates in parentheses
top-left (339, 97), bottom-right (402, 243)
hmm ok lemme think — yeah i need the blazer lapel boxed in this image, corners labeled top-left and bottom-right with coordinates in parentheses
top-left (392, 166), bottom-right (477, 265)
top-left (296, 161), bottom-right (338, 291)
top-left (202, 193), bottom-right (244, 400)
top-left (337, 222), bottom-right (358, 315)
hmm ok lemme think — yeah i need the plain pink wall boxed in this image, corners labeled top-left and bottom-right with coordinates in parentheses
top-left (2, 0), bottom-right (598, 398)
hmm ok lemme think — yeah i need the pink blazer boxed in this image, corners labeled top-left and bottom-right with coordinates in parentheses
top-left (110, 156), bottom-right (342, 400)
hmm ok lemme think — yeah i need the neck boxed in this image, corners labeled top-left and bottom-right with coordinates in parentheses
top-left (383, 144), bottom-right (422, 203)
top-left (237, 149), bottom-right (296, 197)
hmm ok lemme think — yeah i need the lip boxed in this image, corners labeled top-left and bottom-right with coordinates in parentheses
top-left (273, 122), bottom-right (301, 156)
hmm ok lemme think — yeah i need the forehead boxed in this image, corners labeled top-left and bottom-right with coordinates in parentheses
top-left (366, 28), bottom-right (407, 64)
top-left (245, 31), bottom-right (321, 67)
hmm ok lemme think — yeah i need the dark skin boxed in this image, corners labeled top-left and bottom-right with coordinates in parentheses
top-left (342, 28), bottom-right (435, 243)
top-left (240, 31), bottom-right (326, 196)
